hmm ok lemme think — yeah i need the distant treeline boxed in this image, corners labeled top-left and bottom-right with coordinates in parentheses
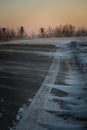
top-left (0, 26), bottom-right (27, 41)
top-left (0, 25), bottom-right (87, 41)
top-left (39, 25), bottom-right (87, 38)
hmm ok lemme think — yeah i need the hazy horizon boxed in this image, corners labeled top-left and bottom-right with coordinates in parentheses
top-left (0, 0), bottom-right (87, 33)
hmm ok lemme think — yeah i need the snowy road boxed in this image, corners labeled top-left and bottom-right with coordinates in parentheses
top-left (11, 49), bottom-right (60, 130)
top-left (0, 38), bottom-right (87, 130)
top-left (11, 40), bottom-right (87, 130)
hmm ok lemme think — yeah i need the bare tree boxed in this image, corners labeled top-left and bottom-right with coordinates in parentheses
top-left (17, 26), bottom-right (25, 38)
top-left (40, 28), bottom-right (45, 37)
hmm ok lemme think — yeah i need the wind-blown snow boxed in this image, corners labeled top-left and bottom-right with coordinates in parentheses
top-left (10, 38), bottom-right (87, 130)
top-left (0, 37), bottom-right (87, 45)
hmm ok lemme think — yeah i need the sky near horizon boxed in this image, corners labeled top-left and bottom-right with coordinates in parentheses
top-left (0, 0), bottom-right (87, 32)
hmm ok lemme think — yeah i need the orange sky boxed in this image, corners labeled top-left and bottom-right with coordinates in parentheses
top-left (0, 0), bottom-right (87, 33)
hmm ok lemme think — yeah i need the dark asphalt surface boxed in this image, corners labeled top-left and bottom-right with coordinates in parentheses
top-left (0, 43), bottom-right (56, 130)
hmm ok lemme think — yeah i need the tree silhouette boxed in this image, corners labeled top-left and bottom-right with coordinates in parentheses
top-left (40, 28), bottom-right (45, 37)
top-left (20, 26), bottom-right (24, 37)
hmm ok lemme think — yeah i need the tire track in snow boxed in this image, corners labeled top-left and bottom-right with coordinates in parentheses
top-left (11, 50), bottom-right (60, 130)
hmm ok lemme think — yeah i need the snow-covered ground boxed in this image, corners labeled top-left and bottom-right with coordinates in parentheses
top-left (1, 37), bottom-right (87, 45)
top-left (7, 37), bottom-right (87, 130)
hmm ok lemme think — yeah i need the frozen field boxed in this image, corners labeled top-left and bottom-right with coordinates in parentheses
top-left (0, 37), bottom-right (87, 130)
